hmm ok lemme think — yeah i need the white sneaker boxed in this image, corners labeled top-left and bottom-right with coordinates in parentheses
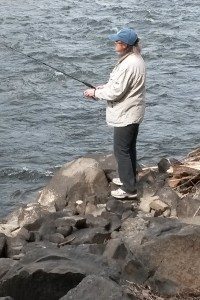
top-left (112, 177), bottom-right (123, 186)
top-left (111, 188), bottom-right (137, 199)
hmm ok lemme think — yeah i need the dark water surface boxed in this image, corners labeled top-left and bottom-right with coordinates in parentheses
top-left (0, 0), bottom-right (199, 218)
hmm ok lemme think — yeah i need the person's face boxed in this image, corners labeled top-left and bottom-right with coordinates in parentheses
top-left (114, 41), bottom-right (128, 54)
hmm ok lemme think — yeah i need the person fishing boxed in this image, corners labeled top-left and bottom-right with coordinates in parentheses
top-left (84, 27), bottom-right (146, 199)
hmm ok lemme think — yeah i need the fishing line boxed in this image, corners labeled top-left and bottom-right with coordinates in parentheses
top-left (1, 40), bottom-right (95, 89)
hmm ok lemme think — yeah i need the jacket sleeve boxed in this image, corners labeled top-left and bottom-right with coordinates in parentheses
top-left (94, 67), bottom-right (133, 102)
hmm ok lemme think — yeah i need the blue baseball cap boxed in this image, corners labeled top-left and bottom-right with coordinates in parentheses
top-left (108, 28), bottom-right (138, 46)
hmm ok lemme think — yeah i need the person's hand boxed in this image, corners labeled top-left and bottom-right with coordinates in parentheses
top-left (84, 89), bottom-right (95, 98)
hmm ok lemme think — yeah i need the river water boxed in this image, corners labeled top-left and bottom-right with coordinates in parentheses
top-left (0, 0), bottom-right (199, 218)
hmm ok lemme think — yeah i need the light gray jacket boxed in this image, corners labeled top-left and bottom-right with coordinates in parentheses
top-left (94, 52), bottom-right (146, 127)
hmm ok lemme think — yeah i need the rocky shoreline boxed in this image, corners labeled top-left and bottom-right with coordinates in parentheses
top-left (0, 147), bottom-right (200, 300)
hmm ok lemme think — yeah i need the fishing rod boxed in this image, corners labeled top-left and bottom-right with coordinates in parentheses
top-left (1, 41), bottom-right (95, 89)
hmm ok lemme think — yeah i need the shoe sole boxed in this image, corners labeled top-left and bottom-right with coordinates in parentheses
top-left (111, 194), bottom-right (138, 199)
top-left (112, 180), bottom-right (123, 186)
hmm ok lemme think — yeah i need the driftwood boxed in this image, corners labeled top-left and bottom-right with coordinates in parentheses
top-left (168, 156), bottom-right (200, 194)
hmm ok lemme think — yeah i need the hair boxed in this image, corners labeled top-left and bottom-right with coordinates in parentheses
top-left (131, 38), bottom-right (141, 54)
top-left (118, 38), bottom-right (141, 58)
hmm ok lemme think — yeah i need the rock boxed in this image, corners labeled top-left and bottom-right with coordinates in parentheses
top-left (106, 198), bottom-right (132, 217)
top-left (55, 216), bottom-right (86, 229)
top-left (75, 200), bottom-right (85, 215)
top-left (56, 226), bottom-right (73, 237)
top-left (149, 199), bottom-right (169, 216)
top-left (180, 216), bottom-right (200, 226)
top-left (156, 187), bottom-right (180, 217)
top-left (101, 211), bottom-right (121, 232)
top-left (133, 220), bottom-right (200, 296)
top-left (16, 227), bottom-right (31, 242)
top-left (6, 237), bottom-right (27, 258)
top-left (121, 216), bottom-right (150, 250)
top-left (84, 153), bottom-right (118, 181)
top-left (121, 209), bottom-right (136, 221)
top-left (46, 233), bottom-right (65, 244)
top-left (139, 195), bottom-right (158, 213)
top-left (74, 244), bottom-right (106, 256)
top-left (158, 157), bottom-right (181, 173)
top-left (18, 203), bottom-right (54, 228)
top-left (37, 157), bottom-right (109, 211)
top-left (21, 241), bottom-right (58, 255)
top-left (85, 203), bottom-right (106, 217)
top-left (59, 275), bottom-right (129, 300)
top-left (38, 220), bottom-right (57, 240)
top-left (0, 233), bottom-right (6, 257)
top-left (122, 258), bottom-right (149, 284)
top-left (24, 210), bottom-right (74, 232)
top-left (60, 228), bottom-right (111, 245)
top-left (86, 215), bottom-right (110, 230)
top-left (12, 253), bottom-right (25, 261)
top-left (176, 195), bottom-right (200, 217)
top-left (0, 296), bottom-right (14, 300)
top-left (0, 258), bottom-right (18, 280)
top-left (103, 238), bottom-right (128, 261)
top-left (0, 247), bottom-right (119, 299)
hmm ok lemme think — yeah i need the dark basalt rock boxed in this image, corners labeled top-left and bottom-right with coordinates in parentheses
top-left (85, 214), bottom-right (110, 230)
top-left (0, 247), bottom-right (120, 300)
top-left (59, 275), bottom-right (130, 300)
top-left (55, 216), bottom-right (86, 229)
top-left (0, 233), bottom-right (7, 257)
top-left (60, 227), bottom-right (111, 245)
top-left (0, 258), bottom-right (18, 280)
top-left (6, 237), bottom-right (27, 259)
top-left (106, 198), bottom-right (133, 217)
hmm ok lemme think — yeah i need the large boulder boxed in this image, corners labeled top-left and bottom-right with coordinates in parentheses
top-left (59, 275), bottom-right (130, 300)
top-left (121, 216), bottom-right (200, 296)
top-left (0, 247), bottom-right (120, 300)
top-left (0, 234), bottom-right (6, 257)
top-left (37, 158), bottom-right (109, 211)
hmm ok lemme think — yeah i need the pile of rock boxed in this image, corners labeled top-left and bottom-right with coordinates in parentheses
top-left (0, 148), bottom-right (200, 300)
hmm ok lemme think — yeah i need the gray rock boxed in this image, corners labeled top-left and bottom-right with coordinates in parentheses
top-left (103, 238), bottom-right (128, 261)
top-left (0, 247), bottom-right (120, 299)
top-left (86, 215), bottom-right (110, 230)
top-left (55, 216), bottom-right (86, 229)
top-left (177, 195), bottom-right (200, 217)
top-left (122, 258), bottom-right (149, 284)
top-left (46, 233), bottom-right (65, 244)
top-left (60, 228), bottom-right (111, 245)
top-left (37, 158), bottom-right (109, 211)
top-left (56, 226), bottom-right (73, 237)
top-left (84, 153), bottom-right (118, 181)
top-left (133, 220), bottom-right (200, 296)
top-left (106, 198), bottom-right (132, 217)
top-left (16, 227), bottom-right (31, 242)
top-left (0, 297), bottom-right (14, 300)
top-left (38, 220), bottom-right (57, 240)
top-left (59, 275), bottom-right (129, 300)
top-left (0, 258), bottom-right (18, 280)
top-left (24, 210), bottom-right (74, 232)
top-left (101, 211), bottom-right (122, 232)
top-left (156, 186), bottom-right (180, 217)
top-left (6, 237), bottom-right (27, 258)
top-left (158, 157), bottom-right (181, 173)
top-left (0, 233), bottom-right (6, 257)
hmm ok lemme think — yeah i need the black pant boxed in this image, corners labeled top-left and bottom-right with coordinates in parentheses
top-left (114, 123), bottom-right (139, 193)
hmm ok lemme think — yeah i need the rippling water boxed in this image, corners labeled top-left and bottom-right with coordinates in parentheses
top-left (0, 0), bottom-right (199, 218)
